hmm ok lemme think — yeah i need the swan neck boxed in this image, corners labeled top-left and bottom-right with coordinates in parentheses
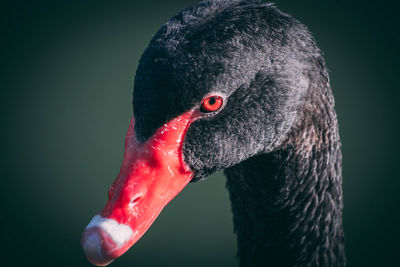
top-left (225, 111), bottom-right (345, 266)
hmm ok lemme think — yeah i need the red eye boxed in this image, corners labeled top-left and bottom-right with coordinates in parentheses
top-left (200, 95), bottom-right (223, 113)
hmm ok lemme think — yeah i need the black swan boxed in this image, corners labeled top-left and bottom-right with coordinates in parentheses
top-left (81, 0), bottom-right (345, 266)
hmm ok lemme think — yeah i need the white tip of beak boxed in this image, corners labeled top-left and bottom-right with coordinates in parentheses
top-left (82, 215), bottom-right (133, 266)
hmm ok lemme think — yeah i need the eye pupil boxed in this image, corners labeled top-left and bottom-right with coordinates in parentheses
top-left (209, 97), bottom-right (216, 105)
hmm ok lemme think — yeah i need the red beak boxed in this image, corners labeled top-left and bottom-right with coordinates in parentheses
top-left (82, 111), bottom-right (196, 266)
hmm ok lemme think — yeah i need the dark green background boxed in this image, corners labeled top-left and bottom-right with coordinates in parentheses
top-left (2, 0), bottom-right (399, 266)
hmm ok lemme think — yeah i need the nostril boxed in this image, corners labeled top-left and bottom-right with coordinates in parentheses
top-left (129, 195), bottom-right (142, 207)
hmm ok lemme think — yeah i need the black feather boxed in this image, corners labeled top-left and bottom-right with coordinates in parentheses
top-left (133, 0), bottom-right (345, 266)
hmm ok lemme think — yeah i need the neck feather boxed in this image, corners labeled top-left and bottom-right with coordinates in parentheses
top-left (225, 93), bottom-right (345, 267)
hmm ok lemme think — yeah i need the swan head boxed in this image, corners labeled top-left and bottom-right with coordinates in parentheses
top-left (134, 1), bottom-right (319, 181)
top-left (82, 0), bottom-right (326, 265)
